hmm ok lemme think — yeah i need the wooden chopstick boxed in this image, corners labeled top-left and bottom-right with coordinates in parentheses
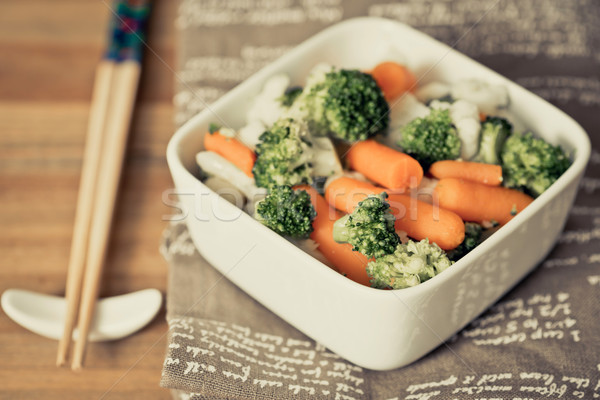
top-left (56, 0), bottom-right (150, 369)
top-left (56, 60), bottom-right (116, 367)
top-left (70, 61), bottom-right (142, 370)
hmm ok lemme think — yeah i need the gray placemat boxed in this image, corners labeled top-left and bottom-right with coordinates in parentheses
top-left (160, 221), bottom-right (366, 399)
top-left (162, 1), bottom-right (600, 399)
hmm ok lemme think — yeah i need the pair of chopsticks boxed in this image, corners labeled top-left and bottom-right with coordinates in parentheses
top-left (56, 0), bottom-right (151, 370)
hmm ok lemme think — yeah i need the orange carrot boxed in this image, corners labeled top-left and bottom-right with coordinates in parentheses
top-left (386, 193), bottom-right (465, 250)
top-left (346, 140), bottom-right (423, 190)
top-left (429, 160), bottom-right (503, 186)
top-left (324, 177), bottom-right (381, 215)
top-left (204, 131), bottom-right (256, 177)
top-left (295, 185), bottom-right (342, 230)
top-left (434, 178), bottom-right (534, 225)
top-left (370, 61), bottom-right (417, 101)
top-left (479, 112), bottom-right (487, 122)
top-left (325, 177), bottom-right (465, 250)
top-left (296, 185), bottom-right (372, 286)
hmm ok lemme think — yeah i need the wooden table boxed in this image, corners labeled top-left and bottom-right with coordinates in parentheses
top-left (0, 1), bottom-right (176, 398)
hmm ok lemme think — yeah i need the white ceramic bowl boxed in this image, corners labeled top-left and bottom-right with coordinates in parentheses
top-left (167, 17), bottom-right (590, 370)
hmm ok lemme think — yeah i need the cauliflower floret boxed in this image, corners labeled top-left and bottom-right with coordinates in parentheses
top-left (283, 63), bottom-right (333, 123)
top-left (414, 81), bottom-right (451, 103)
top-left (247, 73), bottom-right (290, 127)
top-left (390, 93), bottom-right (431, 130)
top-left (448, 99), bottom-right (479, 122)
top-left (304, 63), bottom-right (333, 88)
top-left (430, 99), bottom-right (481, 160)
top-left (382, 93), bottom-right (430, 149)
top-left (451, 79), bottom-right (509, 115)
top-left (454, 118), bottom-right (481, 160)
top-left (449, 100), bottom-right (481, 159)
top-left (237, 120), bottom-right (265, 150)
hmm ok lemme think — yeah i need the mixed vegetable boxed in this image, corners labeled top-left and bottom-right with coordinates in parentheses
top-left (194, 60), bottom-right (572, 290)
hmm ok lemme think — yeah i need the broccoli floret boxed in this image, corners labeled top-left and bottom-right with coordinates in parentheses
top-left (398, 108), bottom-right (461, 170)
top-left (255, 186), bottom-right (316, 238)
top-left (367, 239), bottom-right (453, 289)
top-left (473, 116), bottom-right (512, 164)
top-left (303, 69), bottom-right (389, 142)
top-left (279, 86), bottom-right (303, 108)
top-left (252, 118), bottom-right (313, 189)
top-left (446, 222), bottom-right (483, 261)
top-left (501, 132), bottom-right (571, 197)
top-left (332, 192), bottom-right (399, 259)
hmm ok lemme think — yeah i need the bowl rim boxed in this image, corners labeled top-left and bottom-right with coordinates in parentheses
top-left (166, 16), bottom-right (592, 300)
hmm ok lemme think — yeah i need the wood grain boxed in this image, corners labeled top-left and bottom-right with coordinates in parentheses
top-left (0, 0), bottom-right (176, 397)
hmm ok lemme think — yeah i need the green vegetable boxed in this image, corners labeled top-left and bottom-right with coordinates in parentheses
top-left (332, 192), bottom-right (399, 259)
top-left (302, 69), bottom-right (389, 142)
top-left (255, 186), bottom-right (316, 238)
top-left (501, 132), bottom-right (571, 197)
top-left (252, 118), bottom-right (314, 190)
top-left (473, 116), bottom-right (512, 164)
top-left (279, 86), bottom-right (303, 108)
top-left (398, 108), bottom-right (461, 170)
top-left (367, 239), bottom-right (453, 289)
top-left (208, 122), bottom-right (220, 134)
top-left (446, 222), bottom-right (483, 261)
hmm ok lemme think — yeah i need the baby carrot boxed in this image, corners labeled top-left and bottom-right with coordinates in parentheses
top-left (429, 160), bottom-right (503, 186)
top-left (387, 193), bottom-right (465, 250)
top-left (204, 131), bottom-right (256, 177)
top-left (325, 177), bottom-right (465, 250)
top-left (296, 185), bottom-right (372, 286)
top-left (325, 177), bottom-right (381, 215)
top-left (370, 61), bottom-right (417, 101)
top-left (295, 185), bottom-right (341, 231)
top-left (311, 221), bottom-right (372, 286)
top-left (434, 178), bottom-right (534, 225)
top-left (346, 140), bottom-right (423, 190)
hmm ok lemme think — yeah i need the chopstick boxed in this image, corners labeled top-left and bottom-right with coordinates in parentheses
top-left (71, 60), bottom-right (142, 370)
top-left (56, 0), bottom-right (151, 370)
top-left (56, 60), bottom-right (115, 367)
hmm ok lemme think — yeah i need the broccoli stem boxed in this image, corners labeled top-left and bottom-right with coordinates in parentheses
top-left (474, 116), bottom-right (512, 165)
top-left (332, 214), bottom-right (351, 243)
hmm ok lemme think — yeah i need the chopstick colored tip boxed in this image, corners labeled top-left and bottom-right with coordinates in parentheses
top-left (105, 0), bottom-right (152, 62)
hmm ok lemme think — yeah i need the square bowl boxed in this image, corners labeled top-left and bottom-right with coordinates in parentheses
top-left (166, 17), bottom-right (590, 370)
